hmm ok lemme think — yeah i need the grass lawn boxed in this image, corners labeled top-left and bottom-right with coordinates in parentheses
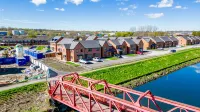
top-left (82, 48), bottom-right (200, 85)
top-left (66, 61), bottom-right (80, 67)
top-left (126, 54), bottom-right (137, 57)
top-left (0, 82), bottom-right (47, 104)
top-left (36, 46), bottom-right (46, 51)
top-left (0, 46), bottom-right (11, 49)
top-left (105, 57), bottom-right (118, 60)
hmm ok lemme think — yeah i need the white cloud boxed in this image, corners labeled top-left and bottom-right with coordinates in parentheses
top-left (90, 0), bottom-right (100, 2)
top-left (54, 8), bottom-right (65, 11)
top-left (195, 0), bottom-right (200, 3)
top-left (129, 4), bottom-right (137, 9)
top-left (117, 2), bottom-right (125, 5)
top-left (150, 0), bottom-right (173, 8)
top-left (64, 0), bottom-right (83, 5)
top-left (174, 5), bottom-right (188, 9)
top-left (36, 9), bottom-right (44, 11)
top-left (31, 0), bottom-right (47, 6)
top-left (149, 5), bottom-right (157, 8)
top-left (126, 10), bottom-right (135, 16)
top-left (145, 13), bottom-right (164, 19)
top-left (119, 7), bottom-right (128, 11)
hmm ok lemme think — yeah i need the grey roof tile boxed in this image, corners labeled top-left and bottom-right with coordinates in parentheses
top-left (132, 38), bottom-right (141, 44)
top-left (124, 39), bottom-right (135, 45)
top-left (80, 40), bottom-right (101, 48)
top-left (159, 36), bottom-right (172, 42)
top-left (57, 38), bottom-right (74, 44)
top-left (151, 37), bottom-right (164, 42)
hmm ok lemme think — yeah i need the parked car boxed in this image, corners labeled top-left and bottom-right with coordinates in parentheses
top-left (114, 54), bottom-right (123, 58)
top-left (157, 48), bottom-right (164, 50)
top-left (171, 50), bottom-right (176, 53)
top-left (93, 57), bottom-right (102, 62)
top-left (79, 59), bottom-right (91, 64)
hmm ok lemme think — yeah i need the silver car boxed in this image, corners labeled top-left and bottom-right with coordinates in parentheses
top-left (93, 57), bottom-right (102, 62)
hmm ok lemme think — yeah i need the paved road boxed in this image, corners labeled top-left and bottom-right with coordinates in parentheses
top-left (0, 45), bottom-right (199, 91)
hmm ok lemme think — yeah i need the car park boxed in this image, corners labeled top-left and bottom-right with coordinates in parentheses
top-left (79, 59), bottom-right (91, 64)
top-left (93, 57), bottom-right (102, 62)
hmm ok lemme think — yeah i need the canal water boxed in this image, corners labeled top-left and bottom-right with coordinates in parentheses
top-left (118, 63), bottom-right (200, 111)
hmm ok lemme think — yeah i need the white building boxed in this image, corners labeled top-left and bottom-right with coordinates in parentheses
top-left (12, 30), bottom-right (25, 35)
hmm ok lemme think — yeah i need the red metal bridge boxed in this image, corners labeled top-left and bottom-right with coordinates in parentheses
top-left (48, 73), bottom-right (200, 112)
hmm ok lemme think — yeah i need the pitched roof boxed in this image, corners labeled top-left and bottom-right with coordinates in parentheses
top-left (195, 36), bottom-right (200, 40)
top-left (63, 42), bottom-right (79, 49)
top-left (159, 36), bottom-right (172, 42)
top-left (98, 40), bottom-right (106, 47)
top-left (50, 36), bottom-right (63, 42)
top-left (151, 37), bottom-right (164, 42)
top-left (189, 36), bottom-right (197, 40)
top-left (142, 37), bottom-right (151, 42)
top-left (168, 36), bottom-right (178, 42)
top-left (80, 40), bottom-right (101, 48)
top-left (124, 39), bottom-right (135, 45)
top-left (110, 40), bottom-right (121, 46)
top-left (86, 36), bottom-right (97, 40)
top-left (109, 37), bottom-right (117, 40)
top-left (182, 36), bottom-right (192, 40)
top-left (132, 38), bottom-right (141, 44)
top-left (57, 38), bottom-right (74, 44)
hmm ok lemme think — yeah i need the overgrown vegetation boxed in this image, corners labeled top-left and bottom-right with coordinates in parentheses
top-left (0, 82), bottom-right (47, 104)
top-left (36, 45), bottom-right (46, 51)
top-left (82, 48), bottom-right (200, 85)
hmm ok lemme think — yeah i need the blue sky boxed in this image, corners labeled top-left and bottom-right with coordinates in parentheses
top-left (0, 0), bottom-right (200, 31)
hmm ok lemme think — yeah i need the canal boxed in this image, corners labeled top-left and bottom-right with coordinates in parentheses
top-left (118, 63), bottom-right (200, 111)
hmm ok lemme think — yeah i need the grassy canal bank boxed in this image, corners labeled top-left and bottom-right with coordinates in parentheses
top-left (1, 48), bottom-right (200, 111)
top-left (82, 48), bottom-right (200, 88)
top-left (0, 82), bottom-right (50, 112)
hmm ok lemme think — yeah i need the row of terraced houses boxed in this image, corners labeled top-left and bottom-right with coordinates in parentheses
top-left (50, 36), bottom-right (200, 62)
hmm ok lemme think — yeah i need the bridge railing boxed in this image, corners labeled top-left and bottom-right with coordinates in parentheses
top-left (48, 73), bottom-right (200, 112)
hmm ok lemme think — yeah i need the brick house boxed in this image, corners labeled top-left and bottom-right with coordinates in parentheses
top-left (159, 36), bottom-right (173, 48)
top-left (142, 37), bottom-right (156, 50)
top-left (168, 36), bottom-right (178, 47)
top-left (177, 36), bottom-right (192, 46)
top-left (194, 36), bottom-right (200, 44)
top-left (0, 36), bottom-right (49, 46)
top-left (56, 38), bottom-right (75, 60)
top-left (98, 40), bottom-right (113, 58)
top-left (50, 36), bottom-right (64, 52)
top-left (150, 37), bottom-right (165, 48)
top-left (189, 36), bottom-right (198, 44)
top-left (108, 39), bottom-right (128, 55)
top-left (124, 38), bottom-right (137, 54)
top-left (132, 38), bottom-right (144, 52)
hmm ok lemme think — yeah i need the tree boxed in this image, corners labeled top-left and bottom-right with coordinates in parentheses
top-left (7, 31), bottom-right (13, 36)
top-left (192, 31), bottom-right (197, 36)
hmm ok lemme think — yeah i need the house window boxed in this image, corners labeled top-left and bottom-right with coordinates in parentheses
top-left (80, 49), bottom-right (83, 52)
top-left (88, 48), bottom-right (92, 52)
top-left (76, 50), bottom-right (79, 53)
top-left (104, 48), bottom-right (107, 50)
top-left (123, 46), bottom-right (126, 49)
top-left (96, 48), bottom-right (100, 51)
